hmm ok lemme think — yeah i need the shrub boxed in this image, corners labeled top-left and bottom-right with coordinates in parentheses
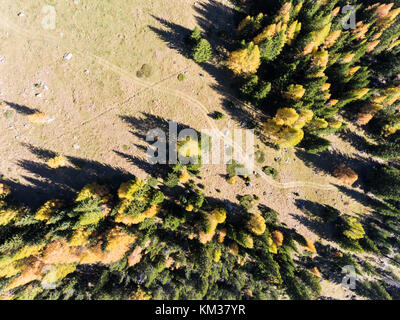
top-left (136, 64), bottom-right (152, 78)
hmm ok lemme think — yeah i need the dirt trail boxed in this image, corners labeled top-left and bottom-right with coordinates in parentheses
top-left (0, 16), bottom-right (337, 192)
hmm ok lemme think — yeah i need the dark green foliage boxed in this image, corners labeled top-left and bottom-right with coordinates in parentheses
top-left (192, 39), bottom-right (212, 63)
top-left (356, 280), bottom-right (392, 300)
top-left (262, 166), bottom-right (278, 178)
top-left (239, 195), bottom-right (254, 211)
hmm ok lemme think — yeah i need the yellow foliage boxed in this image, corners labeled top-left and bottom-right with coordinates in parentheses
top-left (203, 214), bottom-right (219, 235)
top-left (348, 66), bottom-right (361, 76)
top-left (227, 44), bottom-right (261, 75)
top-left (179, 169), bottom-right (191, 183)
top-left (69, 227), bottom-right (92, 247)
top-left (264, 119), bottom-right (282, 136)
top-left (105, 227), bottom-right (136, 252)
top-left (186, 204), bottom-right (194, 212)
top-left (6, 257), bottom-right (44, 290)
top-left (366, 40), bottom-right (380, 53)
top-left (144, 204), bottom-right (161, 219)
top-left (383, 87), bottom-right (400, 105)
top-left (247, 213), bottom-right (266, 236)
top-left (76, 183), bottom-right (104, 202)
top-left (237, 16), bottom-right (251, 32)
top-left (13, 244), bottom-right (45, 261)
top-left (211, 207), bottom-right (227, 224)
top-left (294, 3), bottom-right (303, 16)
top-left (198, 230), bottom-right (215, 244)
top-left (228, 176), bottom-right (237, 184)
top-left (274, 108), bottom-right (299, 126)
top-left (0, 207), bottom-right (19, 226)
top-left (321, 83), bottom-right (331, 92)
top-left (130, 286), bottom-right (152, 300)
top-left (314, 23), bottom-right (332, 48)
top-left (351, 88), bottom-right (370, 100)
top-left (42, 240), bottom-right (82, 264)
top-left (218, 228), bottom-right (227, 243)
top-left (268, 236), bottom-right (278, 254)
top-left (308, 117), bottom-right (329, 130)
top-left (310, 266), bottom-right (322, 278)
top-left (278, 2), bottom-right (292, 17)
top-left (253, 24), bottom-right (276, 44)
top-left (284, 84), bottom-right (306, 100)
top-left (341, 53), bottom-right (355, 64)
top-left (388, 39), bottom-right (400, 51)
top-left (229, 242), bottom-right (239, 255)
top-left (277, 126), bottom-right (304, 147)
top-left (128, 247), bottom-right (143, 267)
top-left (328, 99), bottom-right (339, 106)
top-left (46, 156), bottom-right (67, 169)
top-left (304, 237), bottom-right (317, 253)
top-left (0, 261), bottom-right (21, 278)
top-left (323, 30), bottom-right (341, 48)
top-left (213, 249), bottom-right (222, 262)
top-left (286, 21), bottom-right (300, 45)
top-left (0, 183), bottom-right (11, 198)
top-left (293, 109), bottom-right (314, 129)
top-left (328, 120), bottom-right (343, 129)
top-left (312, 50), bottom-right (329, 68)
top-left (332, 7), bottom-right (340, 17)
top-left (35, 199), bottom-right (63, 221)
top-left (117, 178), bottom-right (145, 201)
top-left (353, 22), bottom-right (370, 40)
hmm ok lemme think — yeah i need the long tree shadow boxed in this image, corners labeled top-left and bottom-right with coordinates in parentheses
top-left (5, 101), bottom-right (40, 115)
top-left (338, 129), bottom-right (376, 154)
top-left (148, 3), bottom-right (261, 133)
top-left (6, 145), bottom-right (135, 207)
top-left (291, 199), bottom-right (336, 240)
top-left (295, 149), bottom-right (380, 190)
top-left (117, 112), bottom-right (204, 179)
top-left (334, 184), bottom-right (390, 212)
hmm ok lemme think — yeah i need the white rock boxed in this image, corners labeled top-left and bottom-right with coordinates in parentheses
top-left (63, 53), bottom-right (73, 60)
top-left (73, 144), bottom-right (80, 150)
top-left (17, 12), bottom-right (24, 17)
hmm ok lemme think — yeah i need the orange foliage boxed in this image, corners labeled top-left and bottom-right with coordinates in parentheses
top-left (271, 231), bottom-right (284, 246)
top-left (333, 164), bottom-right (358, 185)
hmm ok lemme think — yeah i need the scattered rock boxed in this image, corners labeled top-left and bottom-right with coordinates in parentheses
top-left (17, 12), bottom-right (25, 17)
top-left (63, 53), bottom-right (73, 60)
top-left (73, 144), bottom-right (80, 150)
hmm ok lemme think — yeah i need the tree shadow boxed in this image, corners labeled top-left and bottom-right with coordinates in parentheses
top-left (293, 199), bottom-right (337, 239)
top-left (295, 149), bottom-right (380, 190)
top-left (334, 184), bottom-right (389, 212)
top-left (5, 101), bottom-right (40, 115)
top-left (148, 4), bottom-right (261, 133)
top-left (338, 129), bottom-right (375, 154)
top-left (6, 146), bottom-right (134, 207)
